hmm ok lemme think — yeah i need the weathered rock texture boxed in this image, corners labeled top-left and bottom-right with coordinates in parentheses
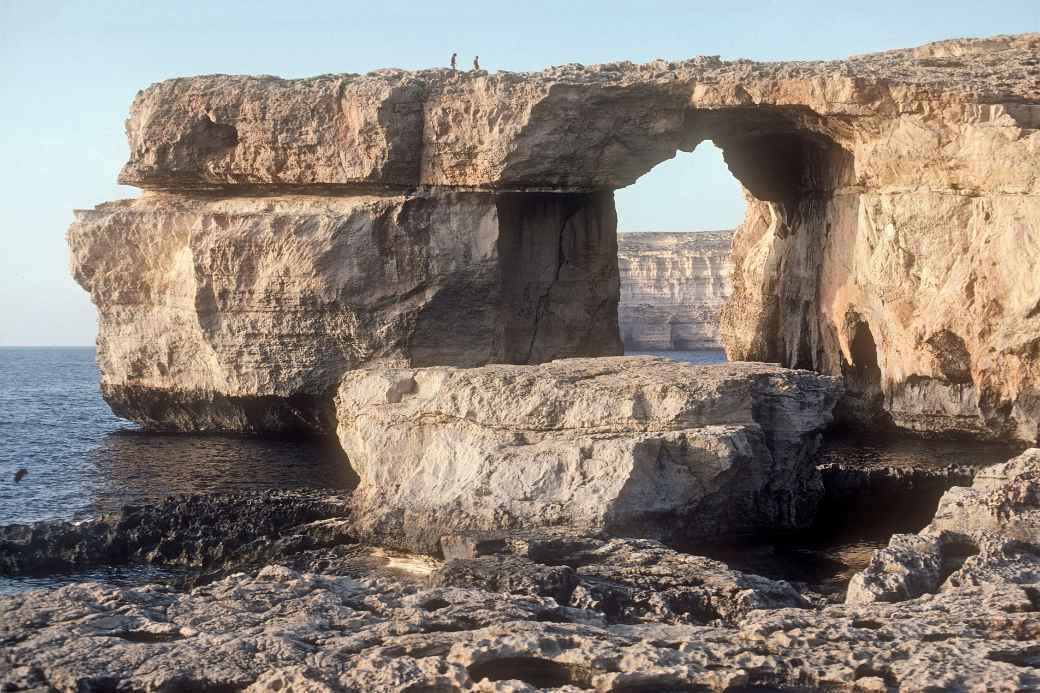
top-left (847, 448), bottom-right (1040, 604)
top-left (617, 231), bottom-right (733, 351)
top-left (72, 33), bottom-right (1040, 439)
top-left (0, 491), bottom-right (351, 579)
top-left (4, 552), bottom-right (1039, 690)
top-left (70, 193), bottom-right (620, 432)
top-left (6, 449), bottom-right (1040, 691)
top-left (336, 356), bottom-right (841, 552)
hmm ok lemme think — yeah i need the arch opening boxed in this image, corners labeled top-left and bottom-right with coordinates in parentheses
top-left (615, 109), bottom-right (855, 372)
top-left (615, 143), bottom-right (742, 359)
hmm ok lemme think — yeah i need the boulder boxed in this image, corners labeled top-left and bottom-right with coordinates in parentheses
top-left (335, 357), bottom-right (841, 551)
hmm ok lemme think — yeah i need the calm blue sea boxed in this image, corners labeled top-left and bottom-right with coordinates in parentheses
top-left (0, 347), bottom-right (353, 526)
top-left (627, 349), bottom-right (727, 364)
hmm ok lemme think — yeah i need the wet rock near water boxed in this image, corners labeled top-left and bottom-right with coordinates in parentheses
top-left (817, 458), bottom-right (980, 535)
top-left (0, 490), bottom-right (351, 578)
top-left (848, 448), bottom-right (1040, 605)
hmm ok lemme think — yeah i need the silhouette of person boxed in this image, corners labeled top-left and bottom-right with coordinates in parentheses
top-left (473, 56), bottom-right (480, 71)
top-left (450, 52), bottom-right (457, 71)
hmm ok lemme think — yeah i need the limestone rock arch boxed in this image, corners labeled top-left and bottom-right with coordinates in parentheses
top-left (72, 34), bottom-right (1040, 441)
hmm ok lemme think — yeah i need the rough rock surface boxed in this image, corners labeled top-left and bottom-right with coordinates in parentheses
top-left (6, 447), bottom-right (1040, 690)
top-left (847, 448), bottom-right (1040, 604)
top-left (0, 490), bottom-right (351, 579)
top-left (431, 530), bottom-right (808, 625)
top-left (113, 35), bottom-right (1040, 194)
top-left (713, 36), bottom-right (1040, 443)
top-left (337, 357), bottom-right (841, 552)
top-left (3, 562), bottom-right (1039, 691)
top-left (70, 193), bottom-right (620, 432)
top-left (617, 231), bottom-right (733, 351)
top-left (73, 34), bottom-right (1040, 439)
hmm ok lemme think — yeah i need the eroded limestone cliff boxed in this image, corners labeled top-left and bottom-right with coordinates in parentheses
top-left (70, 192), bottom-right (620, 432)
top-left (71, 33), bottom-right (1040, 439)
top-left (618, 231), bottom-right (733, 351)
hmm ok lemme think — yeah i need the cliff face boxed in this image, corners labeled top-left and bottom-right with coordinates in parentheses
top-left (71, 34), bottom-right (1040, 440)
top-left (618, 231), bottom-right (732, 350)
top-left (70, 193), bottom-right (621, 432)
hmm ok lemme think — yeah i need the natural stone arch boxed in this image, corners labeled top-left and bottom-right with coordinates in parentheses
top-left (75, 35), bottom-right (1040, 441)
top-left (609, 105), bottom-right (856, 361)
top-left (611, 105), bottom-right (855, 365)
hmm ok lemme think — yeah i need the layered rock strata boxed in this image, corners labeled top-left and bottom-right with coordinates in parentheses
top-left (70, 193), bottom-right (620, 432)
top-left (617, 231), bottom-right (733, 351)
top-left (336, 356), bottom-right (841, 552)
top-left (71, 34), bottom-right (1040, 438)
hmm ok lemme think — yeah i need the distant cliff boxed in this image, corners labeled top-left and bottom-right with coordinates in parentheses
top-left (618, 231), bottom-right (733, 351)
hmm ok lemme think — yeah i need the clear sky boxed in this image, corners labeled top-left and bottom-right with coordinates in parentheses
top-left (1, 1), bottom-right (1037, 345)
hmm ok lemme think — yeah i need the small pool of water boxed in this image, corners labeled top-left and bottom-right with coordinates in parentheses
top-left (817, 431), bottom-right (1020, 471)
top-left (0, 564), bottom-right (191, 597)
top-left (693, 432), bottom-right (1021, 595)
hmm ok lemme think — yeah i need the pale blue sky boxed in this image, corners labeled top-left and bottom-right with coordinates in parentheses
top-left (1, 1), bottom-right (1036, 345)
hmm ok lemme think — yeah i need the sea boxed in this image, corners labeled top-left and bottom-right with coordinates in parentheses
top-left (0, 347), bottom-right (353, 527)
top-left (0, 346), bottom-right (1019, 595)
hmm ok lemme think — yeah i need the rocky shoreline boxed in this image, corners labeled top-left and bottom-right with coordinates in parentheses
top-left (5, 356), bottom-right (1032, 690)
top-left (9, 30), bottom-right (1038, 693)
top-left (2, 447), bottom-right (1039, 691)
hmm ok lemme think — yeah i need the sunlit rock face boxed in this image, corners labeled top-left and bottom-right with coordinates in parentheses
top-left (69, 193), bottom-right (621, 432)
top-left (336, 357), bottom-right (842, 552)
top-left (618, 231), bottom-right (732, 351)
top-left (71, 33), bottom-right (1040, 439)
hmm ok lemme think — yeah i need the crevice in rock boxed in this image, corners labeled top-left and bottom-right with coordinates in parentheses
top-left (986, 646), bottom-right (1040, 668)
top-left (104, 630), bottom-right (185, 643)
top-left (853, 665), bottom-right (898, 688)
top-left (835, 312), bottom-right (888, 430)
top-left (1024, 587), bottom-right (1040, 611)
top-left (467, 657), bottom-right (597, 689)
top-left (936, 537), bottom-right (980, 585)
top-left (420, 597), bottom-right (451, 611)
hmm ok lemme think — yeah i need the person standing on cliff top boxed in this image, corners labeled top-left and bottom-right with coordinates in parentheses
top-left (450, 53), bottom-right (457, 70)
top-left (473, 56), bottom-right (480, 71)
